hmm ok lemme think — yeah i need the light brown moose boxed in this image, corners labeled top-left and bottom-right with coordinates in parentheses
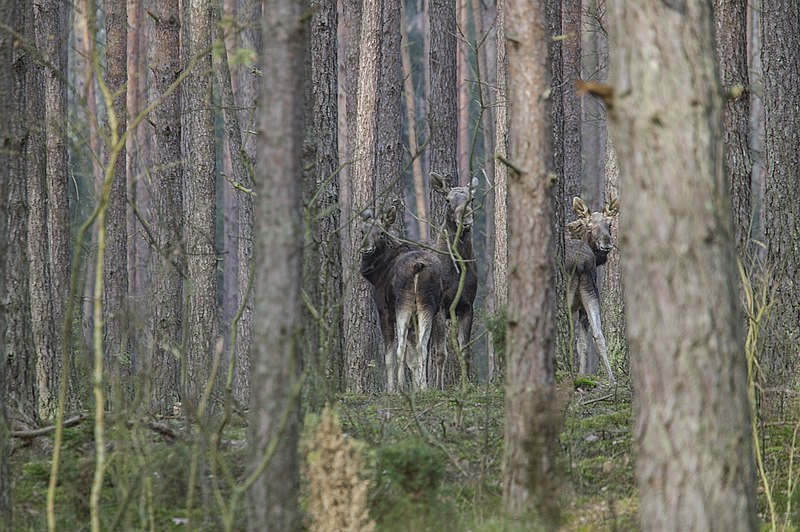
top-left (565, 196), bottom-right (619, 384)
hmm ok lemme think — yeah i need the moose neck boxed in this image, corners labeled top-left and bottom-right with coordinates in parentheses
top-left (360, 239), bottom-right (398, 284)
top-left (436, 221), bottom-right (474, 267)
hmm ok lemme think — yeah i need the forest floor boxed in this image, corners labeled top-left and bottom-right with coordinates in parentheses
top-left (7, 374), bottom-right (799, 530)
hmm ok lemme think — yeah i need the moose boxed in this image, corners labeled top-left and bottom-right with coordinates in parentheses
top-left (565, 196), bottom-right (619, 384)
top-left (429, 172), bottom-right (479, 388)
top-left (359, 204), bottom-right (443, 392)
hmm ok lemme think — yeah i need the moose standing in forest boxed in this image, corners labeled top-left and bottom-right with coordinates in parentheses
top-left (565, 196), bottom-right (619, 383)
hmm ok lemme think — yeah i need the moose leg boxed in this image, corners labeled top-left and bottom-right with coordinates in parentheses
top-left (415, 311), bottom-right (434, 390)
top-left (575, 310), bottom-right (590, 373)
top-left (579, 277), bottom-right (616, 384)
top-left (457, 310), bottom-right (473, 383)
top-left (432, 312), bottom-right (448, 389)
top-left (395, 308), bottom-right (412, 392)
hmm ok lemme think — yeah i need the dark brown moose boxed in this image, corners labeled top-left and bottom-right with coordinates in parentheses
top-left (429, 172), bottom-right (479, 388)
top-left (359, 205), bottom-right (443, 392)
top-left (565, 196), bottom-right (619, 384)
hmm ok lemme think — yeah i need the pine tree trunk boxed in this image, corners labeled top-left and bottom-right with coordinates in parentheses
top-left (104, 0), bottom-right (130, 393)
top-left (600, 135), bottom-right (625, 370)
top-left (247, 1), bottom-right (305, 528)
top-left (502, 0), bottom-right (558, 524)
top-left (183, 0), bottom-right (219, 410)
top-left (760, 0), bottom-right (800, 389)
top-left (608, 2), bottom-right (757, 528)
top-left (148, 0), bottom-right (182, 414)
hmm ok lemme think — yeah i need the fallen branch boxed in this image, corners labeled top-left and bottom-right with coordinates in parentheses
top-left (11, 414), bottom-right (87, 438)
top-left (126, 419), bottom-right (178, 442)
top-left (579, 393), bottom-right (615, 407)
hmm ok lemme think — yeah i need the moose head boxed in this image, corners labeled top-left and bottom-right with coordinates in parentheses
top-left (431, 172), bottom-right (479, 232)
top-left (566, 197), bottom-right (619, 265)
top-left (360, 203), bottom-right (398, 256)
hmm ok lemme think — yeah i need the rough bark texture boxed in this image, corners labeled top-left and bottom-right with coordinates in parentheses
top-left (428, 0), bottom-right (458, 227)
top-left (234, 0), bottom-right (262, 406)
top-left (0, 0), bottom-right (11, 519)
top-left (33, 0), bottom-right (70, 419)
top-left (148, 0), bottom-right (183, 414)
top-left (6, 0), bottom-right (40, 424)
top-left (490, 0), bottom-right (508, 382)
top-left (581, 0), bottom-right (607, 210)
top-left (184, 0), bottom-right (219, 410)
top-left (714, 0), bottom-right (751, 259)
top-left (608, 2), bottom-right (758, 529)
top-left (502, 0), bottom-right (559, 525)
top-left (343, 0), bottom-right (381, 393)
top-left (104, 0), bottom-right (130, 392)
top-left (302, 0), bottom-right (343, 405)
top-left (600, 136), bottom-right (625, 369)
top-left (760, 1), bottom-right (800, 388)
top-left (247, 2), bottom-right (305, 529)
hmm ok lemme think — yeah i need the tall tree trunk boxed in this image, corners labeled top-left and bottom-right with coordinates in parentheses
top-left (6, 0), bottom-right (41, 425)
top-left (502, 0), bottom-right (558, 525)
top-left (714, 0), bottom-right (751, 259)
top-left (581, 0), bottom-right (607, 210)
top-left (104, 0), bottom-right (130, 394)
top-left (247, 1), bottom-right (305, 528)
top-left (428, 0), bottom-right (458, 226)
top-left (343, 0), bottom-right (381, 393)
top-left (608, 2), bottom-right (757, 528)
top-left (33, 0), bottom-right (70, 419)
top-left (233, 0), bottom-right (261, 407)
top-left (183, 0), bottom-right (219, 410)
top-left (148, 0), bottom-right (182, 414)
top-left (456, 0), bottom-right (469, 182)
top-left (489, 0), bottom-right (508, 382)
top-left (302, 0), bottom-right (343, 406)
top-left (760, 1), bottom-right (800, 388)
top-left (600, 135), bottom-right (625, 370)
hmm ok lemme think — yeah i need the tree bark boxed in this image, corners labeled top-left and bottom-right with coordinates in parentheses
top-left (148, 0), bottom-right (183, 414)
top-left (607, 2), bottom-right (757, 529)
top-left (183, 0), bottom-right (219, 410)
top-left (428, 0), bottom-right (458, 227)
top-left (247, 1), bottom-right (305, 529)
top-left (502, 0), bottom-right (558, 525)
top-left (302, 0), bottom-right (343, 406)
top-left (760, 0), bottom-right (800, 388)
top-left (104, 0), bottom-right (130, 393)
top-left (600, 135), bottom-right (625, 370)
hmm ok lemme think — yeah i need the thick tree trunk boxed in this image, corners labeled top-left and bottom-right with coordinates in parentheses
top-left (428, 0), bottom-right (458, 226)
top-left (760, 1), bottom-right (800, 388)
top-left (714, 0), bottom-right (751, 260)
top-left (608, 2), bottom-right (757, 529)
top-left (183, 0), bottom-right (219, 410)
top-left (247, 1), bottom-right (305, 529)
top-left (302, 0), bottom-right (343, 404)
top-left (600, 136), bottom-right (625, 370)
top-left (104, 0), bottom-right (130, 393)
top-left (148, 0), bottom-right (183, 414)
top-left (502, 0), bottom-right (558, 525)
top-left (344, 0), bottom-right (382, 393)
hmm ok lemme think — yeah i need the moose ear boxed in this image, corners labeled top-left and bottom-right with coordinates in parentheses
top-left (572, 197), bottom-right (591, 219)
top-left (604, 197), bottom-right (619, 218)
top-left (361, 208), bottom-right (374, 221)
top-left (381, 204), bottom-right (397, 229)
top-left (430, 172), bottom-right (449, 196)
top-left (470, 176), bottom-right (479, 194)
top-left (566, 219), bottom-right (587, 240)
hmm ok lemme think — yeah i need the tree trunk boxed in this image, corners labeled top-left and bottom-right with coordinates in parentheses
top-left (760, 0), bottom-right (800, 389)
top-left (343, 0), bottom-right (382, 393)
top-left (600, 135), bottom-right (625, 370)
top-left (247, 1), bottom-right (305, 528)
top-left (608, 2), bottom-right (757, 529)
top-left (104, 0), bottom-right (130, 394)
top-left (502, 0), bottom-right (558, 525)
top-left (428, 0), bottom-right (458, 226)
top-left (148, 0), bottom-right (182, 415)
top-left (183, 0), bottom-right (219, 411)
top-left (581, 0), bottom-right (607, 210)
top-left (456, 0), bottom-right (469, 182)
top-left (302, 0), bottom-right (343, 407)
top-left (489, 0), bottom-right (508, 382)
top-left (233, 0), bottom-right (262, 407)
top-left (33, 0), bottom-right (70, 419)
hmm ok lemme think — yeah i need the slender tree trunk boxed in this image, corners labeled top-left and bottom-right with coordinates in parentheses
top-left (302, 0), bottom-right (343, 405)
top-left (104, 0), bottom-right (130, 393)
top-left (456, 0), bottom-right (469, 182)
top-left (343, 0), bottom-right (381, 393)
top-left (233, 0), bottom-right (261, 407)
top-left (502, 0), bottom-right (558, 524)
top-left (581, 0), bottom-right (606, 210)
top-left (490, 0), bottom-right (508, 382)
top-left (247, 1), bottom-right (305, 528)
top-left (183, 0), bottom-right (219, 410)
top-left (32, 0), bottom-right (70, 419)
top-left (600, 135), bottom-right (625, 370)
top-left (760, 1), bottom-right (800, 388)
top-left (429, 0), bottom-right (458, 225)
top-left (148, 0), bottom-right (183, 414)
top-left (608, 2), bottom-right (757, 528)
top-left (6, 0), bottom-right (40, 426)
